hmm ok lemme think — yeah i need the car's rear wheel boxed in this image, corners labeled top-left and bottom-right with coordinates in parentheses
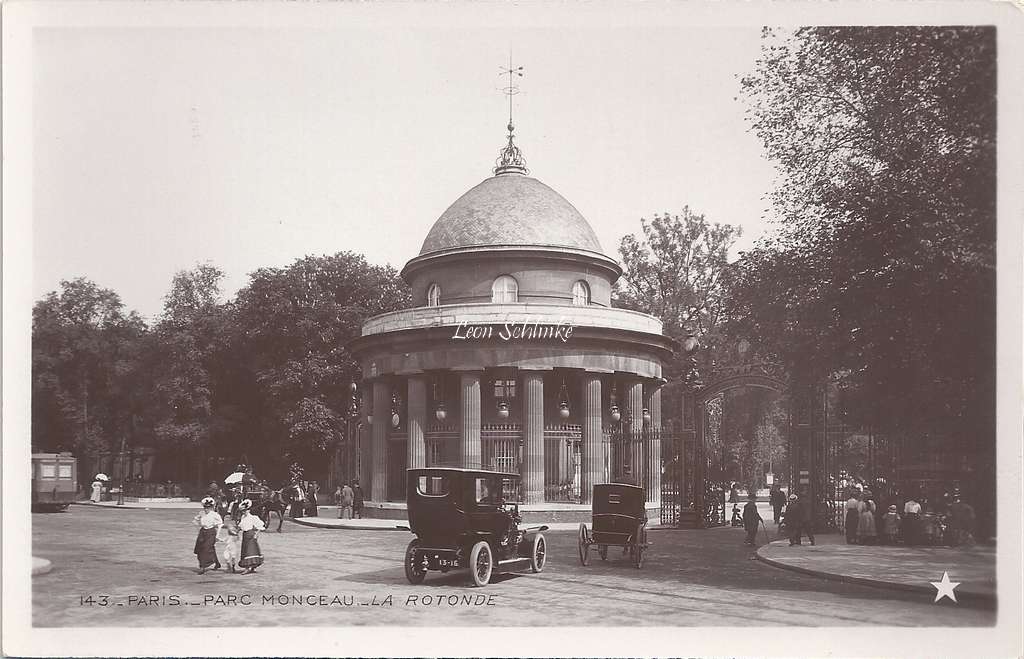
top-left (530, 533), bottom-right (547, 573)
top-left (633, 523), bottom-right (646, 569)
top-left (470, 541), bottom-right (493, 587)
top-left (577, 523), bottom-right (590, 566)
top-left (598, 545), bottom-right (608, 561)
top-left (404, 539), bottom-right (426, 584)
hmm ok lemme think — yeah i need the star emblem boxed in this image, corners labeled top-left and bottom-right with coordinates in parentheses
top-left (930, 571), bottom-right (960, 603)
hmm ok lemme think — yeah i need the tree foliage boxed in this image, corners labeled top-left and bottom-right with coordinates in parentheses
top-left (730, 27), bottom-right (996, 443)
top-left (31, 252), bottom-right (409, 485)
top-left (32, 278), bottom-right (146, 455)
top-left (231, 252), bottom-right (410, 471)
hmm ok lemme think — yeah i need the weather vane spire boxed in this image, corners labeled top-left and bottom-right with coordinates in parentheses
top-left (494, 54), bottom-right (528, 175)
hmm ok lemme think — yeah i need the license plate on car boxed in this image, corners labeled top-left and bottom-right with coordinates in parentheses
top-left (437, 558), bottom-right (458, 568)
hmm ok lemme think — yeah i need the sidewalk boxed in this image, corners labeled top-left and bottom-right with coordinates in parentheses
top-left (756, 533), bottom-right (996, 604)
top-left (73, 500), bottom-right (198, 510)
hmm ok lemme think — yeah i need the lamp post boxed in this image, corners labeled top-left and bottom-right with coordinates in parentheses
top-left (117, 434), bottom-right (127, 506)
top-left (681, 328), bottom-right (702, 525)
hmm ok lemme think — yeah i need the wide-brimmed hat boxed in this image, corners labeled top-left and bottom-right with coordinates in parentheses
top-left (201, 497), bottom-right (215, 508)
top-left (239, 499), bottom-right (253, 511)
top-left (788, 494), bottom-right (798, 500)
top-left (888, 504), bottom-right (897, 511)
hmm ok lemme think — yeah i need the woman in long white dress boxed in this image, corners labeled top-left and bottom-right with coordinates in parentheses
top-left (237, 499), bottom-right (266, 574)
top-left (90, 480), bottom-right (103, 503)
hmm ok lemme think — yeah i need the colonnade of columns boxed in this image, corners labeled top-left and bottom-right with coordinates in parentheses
top-left (367, 369), bottom-right (664, 504)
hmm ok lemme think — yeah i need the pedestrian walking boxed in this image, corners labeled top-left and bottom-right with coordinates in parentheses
top-left (290, 480), bottom-right (306, 519)
top-left (857, 502), bottom-right (877, 544)
top-left (192, 497), bottom-right (223, 574)
top-left (237, 499), bottom-right (265, 574)
top-left (844, 491), bottom-right (863, 544)
top-left (90, 480), bottom-right (103, 503)
top-left (307, 481), bottom-right (320, 517)
top-left (903, 496), bottom-right (922, 545)
top-left (352, 479), bottom-right (364, 519)
top-left (785, 494), bottom-right (801, 545)
top-left (947, 496), bottom-right (976, 547)
top-left (881, 505), bottom-right (901, 545)
top-left (742, 492), bottom-right (763, 547)
top-left (769, 484), bottom-right (786, 525)
top-left (338, 482), bottom-right (355, 519)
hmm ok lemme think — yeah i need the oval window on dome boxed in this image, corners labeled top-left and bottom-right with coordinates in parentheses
top-left (572, 280), bottom-right (590, 306)
top-left (427, 283), bottom-right (441, 307)
top-left (491, 275), bottom-right (518, 303)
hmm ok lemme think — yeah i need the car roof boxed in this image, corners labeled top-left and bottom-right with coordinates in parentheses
top-left (407, 467), bottom-right (520, 479)
top-left (595, 482), bottom-right (645, 491)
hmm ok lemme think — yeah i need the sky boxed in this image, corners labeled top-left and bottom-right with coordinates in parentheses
top-left (32, 11), bottom-right (779, 321)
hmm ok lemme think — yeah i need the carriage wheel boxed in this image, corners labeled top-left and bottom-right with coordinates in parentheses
top-left (633, 523), bottom-right (646, 569)
top-left (577, 523), bottom-right (590, 566)
top-left (598, 545), bottom-right (608, 561)
top-left (470, 541), bottom-right (493, 587)
top-left (530, 534), bottom-right (547, 573)
top-left (404, 539), bottom-right (426, 585)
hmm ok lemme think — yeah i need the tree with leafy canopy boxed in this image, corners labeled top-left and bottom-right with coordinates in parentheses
top-left (730, 27), bottom-right (995, 518)
top-left (231, 252), bottom-right (410, 474)
top-left (32, 278), bottom-right (147, 459)
top-left (148, 263), bottom-right (229, 477)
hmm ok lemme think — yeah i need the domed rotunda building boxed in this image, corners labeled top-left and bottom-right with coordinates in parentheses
top-left (349, 126), bottom-right (676, 513)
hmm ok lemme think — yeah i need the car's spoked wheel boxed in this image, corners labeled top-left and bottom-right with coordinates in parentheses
top-left (404, 539), bottom-right (426, 584)
top-left (633, 524), bottom-right (646, 569)
top-left (577, 523), bottom-right (590, 566)
top-left (598, 545), bottom-right (608, 561)
top-left (530, 533), bottom-right (547, 573)
top-left (470, 541), bottom-right (493, 587)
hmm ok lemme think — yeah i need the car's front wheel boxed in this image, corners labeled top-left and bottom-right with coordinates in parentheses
top-left (470, 541), bottom-right (493, 587)
top-left (530, 533), bottom-right (547, 573)
top-left (404, 539), bottom-right (426, 584)
top-left (577, 523), bottom-right (590, 566)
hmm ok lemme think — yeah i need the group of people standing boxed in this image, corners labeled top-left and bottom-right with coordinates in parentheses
top-left (843, 489), bottom-right (976, 547)
top-left (333, 480), bottom-right (364, 519)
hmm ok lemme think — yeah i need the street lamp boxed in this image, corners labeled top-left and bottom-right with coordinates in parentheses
top-left (117, 434), bottom-right (127, 506)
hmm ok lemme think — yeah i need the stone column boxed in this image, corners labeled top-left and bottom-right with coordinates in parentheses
top-left (646, 384), bottom-right (663, 504)
top-left (371, 380), bottom-right (390, 503)
top-left (459, 372), bottom-right (481, 468)
top-left (625, 379), bottom-right (644, 486)
top-left (581, 372), bottom-right (603, 504)
top-left (407, 375), bottom-right (427, 470)
top-left (521, 370), bottom-right (545, 504)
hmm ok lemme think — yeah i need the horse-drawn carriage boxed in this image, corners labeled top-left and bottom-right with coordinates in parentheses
top-left (401, 467), bottom-right (548, 587)
top-left (577, 483), bottom-right (650, 568)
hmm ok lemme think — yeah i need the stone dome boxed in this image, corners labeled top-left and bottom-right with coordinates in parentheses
top-left (419, 173), bottom-right (605, 256)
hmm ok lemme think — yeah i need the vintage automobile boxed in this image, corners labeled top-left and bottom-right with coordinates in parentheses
top-left (577, 482), bottom-right (649, 568)
top-left (32, 452), bottom-right (78, 512)
top-left (401, 467), bottom-right (548, 587)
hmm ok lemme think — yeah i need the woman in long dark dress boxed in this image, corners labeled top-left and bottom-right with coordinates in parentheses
top-left (192, 497), bottom-right (223, 574)
top-left (237, 499), bottom-right (266, 574)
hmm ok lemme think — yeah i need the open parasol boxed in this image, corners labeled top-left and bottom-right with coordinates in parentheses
top-left (224, 472), bottom-right (245, 485)
top-left (94, 473), bottom-right (109, 481)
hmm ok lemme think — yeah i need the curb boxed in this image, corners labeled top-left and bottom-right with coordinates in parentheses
top-left (32, 557), bottom-right (53, 576)
top-left (754, 546), bottom-right (996, 607)
top-left (290, 518), bottom-right (408, 531)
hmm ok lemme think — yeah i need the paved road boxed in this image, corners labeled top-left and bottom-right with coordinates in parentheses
top-left (32, 507), bottom-right (994, 627)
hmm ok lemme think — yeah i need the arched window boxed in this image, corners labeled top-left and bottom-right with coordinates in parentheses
top-left (572, 280), bottom-right (590, 306)
top-left (491, 275), bottom-right (518, 303)
top-left (426, 283), bottom-right (441, 307)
